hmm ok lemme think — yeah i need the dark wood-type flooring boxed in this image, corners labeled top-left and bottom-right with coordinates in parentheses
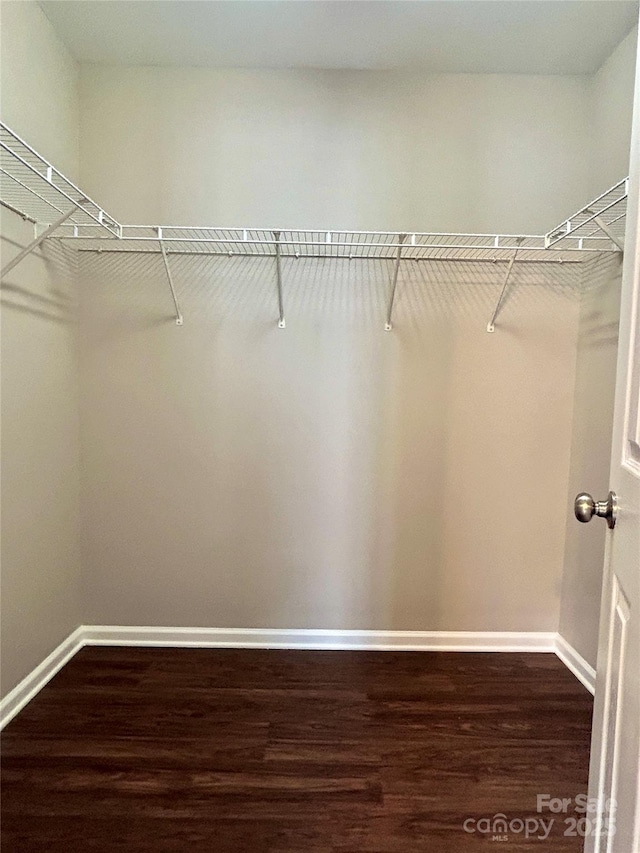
top-left (2, 648), bottom-right (593, 852)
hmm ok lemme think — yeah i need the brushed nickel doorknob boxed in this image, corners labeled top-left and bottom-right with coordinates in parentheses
top-left (574, 491), bottom-right (617, 529)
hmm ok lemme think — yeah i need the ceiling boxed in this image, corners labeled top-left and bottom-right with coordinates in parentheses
top-left (39, 1), bottom-right (639, 75)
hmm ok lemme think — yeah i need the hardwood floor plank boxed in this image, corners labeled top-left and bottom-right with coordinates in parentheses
top-left (1, 647), bottom-right (592, 851)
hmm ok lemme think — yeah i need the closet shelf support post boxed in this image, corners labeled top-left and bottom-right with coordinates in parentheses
top-left (384, 233), bottom-right (407, 331)
top-left (1, 206), bottom-right (78, 278)
top-left (157, 228), bottom-right (184, 325)
top-left (486, 238), bottom-right (524, 333)
top-left (590, 212), bottom-right (625, 252)
top-left (274, 230), bottom-right (286, 328)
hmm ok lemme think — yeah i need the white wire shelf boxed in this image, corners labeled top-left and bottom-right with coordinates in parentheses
top-left (0, 120), bottom-right (627, 263)
top-left (51, 180), bottom-right (628, 261)
top-left (544, 177), bottom-right (628, 252)
top-left (0, 120), bottom-right (629, 331)
top-left (48, 224), bottom-right (616, 263)
top-left (51, 226), bottom-right (555, 261)
top-left (0, 121), bottom-right (120, 235)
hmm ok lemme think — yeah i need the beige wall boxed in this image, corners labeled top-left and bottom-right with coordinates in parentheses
top-left (79, 254), bottom-right (580, 631)
top-left (79, 66), bottom-right (592, 234)
top-left (0, 1), bottom-right (81, 698)
top-left (560, 258), bottom-right (623, 668)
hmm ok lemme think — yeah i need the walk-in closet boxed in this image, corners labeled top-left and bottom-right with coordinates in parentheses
top-left (2, 2), bottom-right (640, 851)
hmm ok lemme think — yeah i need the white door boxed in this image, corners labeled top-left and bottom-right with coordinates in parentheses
top-left (584, 30), bottom-right (640, 853)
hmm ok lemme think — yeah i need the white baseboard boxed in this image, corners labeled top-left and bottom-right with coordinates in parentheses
top-left (82, 625), bottom-right (558, 652)
top-left (555, 634), bottom-right (596, 695)
top-left (0, 626), bottom-right (85, 730)
top-left (1, 625), bottom-right (577, 728)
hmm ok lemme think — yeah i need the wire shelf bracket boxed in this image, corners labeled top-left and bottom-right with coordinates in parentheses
top-left (590, 212), bottom-right (625, 253)
top-left (486, 237), bottom-right (524, 333)
top-left (157, 228), bottom-right (184, 326)
top-left (384, 233), bottom-right (407, 331)
top-left (2, 203), bottom-right (81, 278)
top-left (273, 230), bottom-right (286, 329)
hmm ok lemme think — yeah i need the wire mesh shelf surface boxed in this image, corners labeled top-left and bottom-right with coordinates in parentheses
top-left (0, 121), bottom-right (628, 265)
top-left (544, 177), bottom-right (628, 251)
top-left (52, 226), bottom-right (559, 262)
top-left (0, 122), bottom-right (120, 235)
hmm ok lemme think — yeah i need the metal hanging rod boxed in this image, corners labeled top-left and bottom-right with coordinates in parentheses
top-left (71, 247), bottom-right (582, 264)
top-left (0, 197), bottom-right (36, 224)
